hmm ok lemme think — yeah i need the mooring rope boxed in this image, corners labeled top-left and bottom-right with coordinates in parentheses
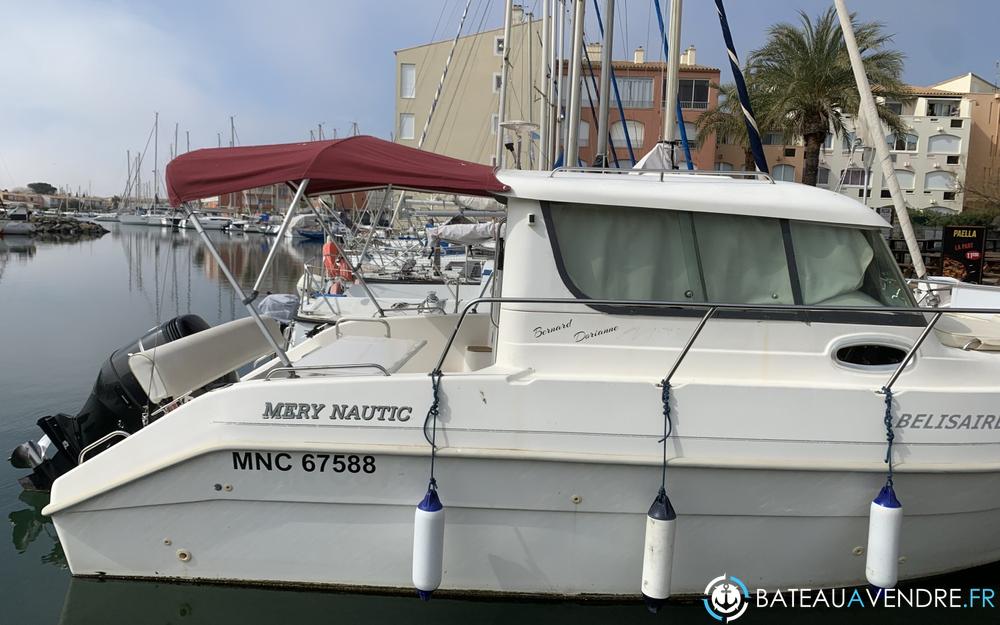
top-left (422, 369), bottom-right (444, 490)
top-left (880, 386), bottom-right (895, 487)
top-left (658, 379), bottom-right (673, 493)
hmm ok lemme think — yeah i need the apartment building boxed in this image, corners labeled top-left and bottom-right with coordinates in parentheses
top-left (715, 72), bottom-right (999, 214)
top-left (394, 7), bottom-right (719, 169)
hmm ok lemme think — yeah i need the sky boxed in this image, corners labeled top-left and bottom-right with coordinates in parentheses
top-left (0, 0), bottom-right (996, 197)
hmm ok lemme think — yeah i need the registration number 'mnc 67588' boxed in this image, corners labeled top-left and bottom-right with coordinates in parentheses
top-left (232, 451), bottom-right (376, 474)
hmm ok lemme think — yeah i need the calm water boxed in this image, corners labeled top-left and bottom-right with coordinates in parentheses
top-left (0, 225), bottom-right (995, 624)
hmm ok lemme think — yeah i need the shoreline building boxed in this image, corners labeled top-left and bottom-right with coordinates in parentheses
top-left (394, 6), bottom-right (719, 169)
top-left (714, 72), bottom-right (999, 215)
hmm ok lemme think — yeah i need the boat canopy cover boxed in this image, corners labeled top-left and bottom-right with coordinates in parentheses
top-left (166, 135), bottom-right (508, 206)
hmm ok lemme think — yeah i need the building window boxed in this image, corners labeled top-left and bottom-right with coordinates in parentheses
top-left (817, 167), bottom-right (831, 186)
top-left (842, 167), bottom-right (868, 186)
top-left (490, 113), bottom-right (499, 136)
top-left (886, 133), bottom-right (917, 152)
top-left (943, 191), bottom-right (957, 201)
top-left (925, 170), bottom-right (957, 190)
top-left (578, 120), bottom-right (590, 147)
top-left (611, 120), bottom-right (644, 147)
top-left (885, 101), bottom-right (903, 115)
top-left (772, 164), bottom-right (795, 182)
top-left (682, 121), bottom-right (698, 143)
top-left (927, 133), bottom-right (961, 154)
top-left (946, 155), bottom-right (960, 165)
top-left (677, 79), bottom-right (710, 109)
top-left (893, 169), bottom-right (915, 190)
top-left (762, 132), bottom-right (784, 145)
top-left (783, 147), bottom-right (796, 157)
top-left (715, 162), bottom-right (734, 171)
top-left (492, 73), bottom-right (503, 94)
top-left (400, 63), bottom-right (416, 99)
top-left (823, 133), bottom-right (833, 150)
top-left (927, 99), bottom-right (959, 117)
top-left (618, 77), bottom-right (654, 108)
top-left (880, 189), bottom-right (892, 199)
top-left (399, 113), bottom-right (415, 140)
top-left (494, 36), bottom-right (505, 56)
top-left (842, 131), bottom-right (858, 152)
top-left (951, 119), bottom-right (963, 128)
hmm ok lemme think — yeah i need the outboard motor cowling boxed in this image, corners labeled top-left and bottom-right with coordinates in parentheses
top-left (10, 314), bottom-right (233, 491)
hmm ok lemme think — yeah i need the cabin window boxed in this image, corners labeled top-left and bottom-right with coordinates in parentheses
top-left (789, 223), bottom-right (910, 307)
top-left (543, 202), bottom-right (915, 317)
top-left (545, 203), bottom-right (793, 305)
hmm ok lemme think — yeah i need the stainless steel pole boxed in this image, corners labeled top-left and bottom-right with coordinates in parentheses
top-left (182, 205), bottom-right (292, 367)
top-left (494, 0), bottom-right (515, 167)
top-left (564, 0), bottom-right (585, 167)
top-left (594, 0), bottom-right (615, 165)
top-left (250, 178), bottom-right (310, 298)
top-left (310, 196), bottom-right (387, 318)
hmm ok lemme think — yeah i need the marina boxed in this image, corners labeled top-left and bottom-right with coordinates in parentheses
top-left (2, 0), bottom-right (999, 623)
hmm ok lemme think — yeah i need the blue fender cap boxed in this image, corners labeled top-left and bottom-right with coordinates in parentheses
top-left (873, 484), bottom-right (902, 509)
top-left (418, 487), bottom-right (443, 512)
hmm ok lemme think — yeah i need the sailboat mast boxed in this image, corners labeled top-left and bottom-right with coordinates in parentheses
top-left (662, 0), bottom-right (682, 144)
top-left (494, 0), bottom-right (515, 167)
top-left (564, 0), bottom-right (585, 167)
top-left (537, 0), bottom-right (549, 169)
top-left (594, 0), bottom-right (615, 166)
top-left (833, 0), bottom-right (926, 278)
top-left (153, 112), bottom-right (159, 205)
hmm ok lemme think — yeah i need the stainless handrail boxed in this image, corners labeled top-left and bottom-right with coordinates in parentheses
top-left (265, 363), bottom-right (390, 379)
top-left (334, 317), bottom-right (392, 338)
top-left (548, 166), bottom-right (775, 183)
top-left (79, 430), bottom-right (129, 464)
top-left (429, 297), bottom-right (1000, 390)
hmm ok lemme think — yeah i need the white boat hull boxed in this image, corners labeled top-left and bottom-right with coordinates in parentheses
top-left (50, 446), bottom-right (1000, 595)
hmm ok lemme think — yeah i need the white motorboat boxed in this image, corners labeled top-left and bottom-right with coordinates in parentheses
top-left (14, 138), bottom-right (1000, 600)
top-left (92, 213), bottom-right (120, 223)
top-left (179, 214), bottom-right (232, 230)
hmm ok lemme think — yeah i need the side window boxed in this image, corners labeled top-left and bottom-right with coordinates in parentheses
top-left (547, 203), bottom-right (704, 302)
top-left (544, 203), bottom-right (914, 314)
top-left (545, 203), bottom-right (792, 305)
top-left (692, 213), bottom-right (793, 304)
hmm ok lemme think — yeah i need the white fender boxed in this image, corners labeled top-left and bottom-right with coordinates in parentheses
top-left (640, 490), bottom-right (677, 612)
top-left (412, 487), bottom-right (445, 599)
top-left (865, 484), bottom-right (903, 588)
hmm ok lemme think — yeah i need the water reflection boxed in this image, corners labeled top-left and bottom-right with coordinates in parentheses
top-left (112, 225), bottom-right (320, 324)
top-left (0, 236), bottom-right (37, 284)
top-left (8, 490), bottom-right (64, 568)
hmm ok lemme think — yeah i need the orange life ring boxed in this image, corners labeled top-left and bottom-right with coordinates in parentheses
top-left (322, 241), bottom-right (340, 277)
top-left (334, 257), bottom-right (354, 282)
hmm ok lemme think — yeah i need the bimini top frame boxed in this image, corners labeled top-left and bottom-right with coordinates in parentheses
top-left (167, 136), bottom-right (508, 370)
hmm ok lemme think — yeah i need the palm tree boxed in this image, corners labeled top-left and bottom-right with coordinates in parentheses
top-left (694, 81), bottom-right (775, 172)
top-left (748, 7), bottom-right (909, 186)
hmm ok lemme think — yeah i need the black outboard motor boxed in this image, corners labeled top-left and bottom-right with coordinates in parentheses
top-left (10, 314), bottom-right (235, 491)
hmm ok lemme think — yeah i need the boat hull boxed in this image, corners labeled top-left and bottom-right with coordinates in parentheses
top-left (50, 448), bottom-right (1000, 596)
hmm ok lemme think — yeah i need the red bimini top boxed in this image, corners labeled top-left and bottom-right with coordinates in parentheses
top-left (166, 135), bottom-right (508, 206)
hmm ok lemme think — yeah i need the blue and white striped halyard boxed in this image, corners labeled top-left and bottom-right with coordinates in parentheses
top-left (714, 0), bottom-right (769, 174)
